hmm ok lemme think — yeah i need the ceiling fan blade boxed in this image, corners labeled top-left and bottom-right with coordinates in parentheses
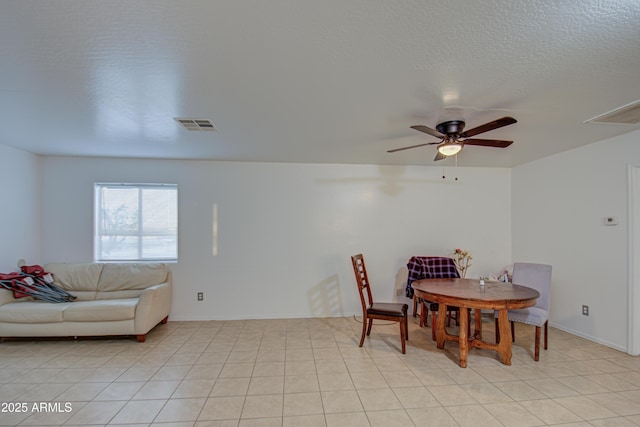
top-left (463, 138), bottom-right (513, 148)
top-left (460, 116), bottom-right (516, 138)
top-left (411, 125), bottom-right (444, 138)
top-left (387, 141), bottom-right (439, 153)
top-left (433, 151), bottom-right (446, 161)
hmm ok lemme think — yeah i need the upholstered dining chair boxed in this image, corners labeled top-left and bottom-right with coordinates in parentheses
top-left (495, 262), bottom-right (552, 361)
top-left (351, 254), bottom-right (409, 354)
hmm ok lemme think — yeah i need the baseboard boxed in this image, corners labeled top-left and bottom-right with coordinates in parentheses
top-left (168, 312), bottom-right (361, 322)
top-left (549, 321), bottom-right (628, 353)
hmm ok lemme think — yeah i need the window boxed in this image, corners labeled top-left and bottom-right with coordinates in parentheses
top-left (94, 183), bottom-right (178, 261)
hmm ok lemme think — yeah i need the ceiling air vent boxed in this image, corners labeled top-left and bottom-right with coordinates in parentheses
top-left (174, 118), bottom-right (217, 131)
top-left (585, 99), bottom-right (640, 124)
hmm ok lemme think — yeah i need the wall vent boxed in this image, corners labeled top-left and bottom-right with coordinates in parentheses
top-left (585, 99), bottom-right (640, 124)
top-left (174, 118), bottom-right (217, 131)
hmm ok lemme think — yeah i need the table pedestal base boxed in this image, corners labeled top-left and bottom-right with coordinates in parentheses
top-left (436, 304), bottom-right (512, 368)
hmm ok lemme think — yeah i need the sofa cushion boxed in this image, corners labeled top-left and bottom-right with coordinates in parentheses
top-left (95, 290), bottom-right (144, 300)
top-left (97, 263), bottom-right (167, 292)
top-left (64, 290), bottom-right (98, 301)
top-left (62, 299), bottom-right (137, 322)
top-left (0, 301), bottom-right (71, 323)
top-left (45, 263), bottom-right (104, 292)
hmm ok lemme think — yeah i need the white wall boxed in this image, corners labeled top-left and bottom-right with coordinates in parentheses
top-left (512, 129), bottom-right (640, 352)
top-left (40, 157), bottom-right (511, 320)
top-left (18, 130), bottom-right (639, 351)
top-left (0, 144), bottom-right (41, 272)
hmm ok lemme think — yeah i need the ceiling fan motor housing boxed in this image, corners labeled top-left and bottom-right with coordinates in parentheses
top-left (436, 120), bottom-right (466, 136)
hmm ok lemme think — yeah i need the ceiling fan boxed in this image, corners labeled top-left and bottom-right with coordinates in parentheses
top-left (388, 116), bottom-right (517, 161)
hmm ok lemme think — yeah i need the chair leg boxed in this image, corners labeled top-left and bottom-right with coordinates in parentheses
top-left (400, 320), bottom-right (406, 354)
top-left (494, 318), bottom-right (499, 343)
top-left (366, 318), bottom-right (373, 336)
top-left (543, 321), bottom-right (548, 350)
top-left (420, 301), bottom-right (427, 327)
top-left (431, 311), bottom-right (437, 341)
top-left (511, 321), bottom-right (515, 342)
top-left (534, 325), bottom-right (541, 361)
top-left (359, 316), bottom-right (367, 347)
top-left (404, 314), bottom-right (409, 341)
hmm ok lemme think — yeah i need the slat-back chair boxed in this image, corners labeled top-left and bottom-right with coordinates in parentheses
top-left (352, 254), bottom-right (408, 354)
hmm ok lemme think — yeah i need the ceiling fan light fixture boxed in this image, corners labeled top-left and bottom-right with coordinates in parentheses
top-left (437, 141), bottom-right (462, 156)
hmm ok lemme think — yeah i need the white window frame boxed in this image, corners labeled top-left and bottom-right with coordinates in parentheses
top-left (94, 183), bottom-right (178, 262)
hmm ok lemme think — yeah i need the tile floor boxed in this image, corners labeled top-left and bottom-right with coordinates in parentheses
top-left (0, 315), bottom-right (639, 426)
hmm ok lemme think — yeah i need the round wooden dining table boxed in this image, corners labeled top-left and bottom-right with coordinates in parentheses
top-left (412, 278), bottom-right (539, 368)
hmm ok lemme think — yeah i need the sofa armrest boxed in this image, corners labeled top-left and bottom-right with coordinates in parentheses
top-left (133, 282), bottom-right (172, 334)
top-left (0, 288), bottom-right (17, 306)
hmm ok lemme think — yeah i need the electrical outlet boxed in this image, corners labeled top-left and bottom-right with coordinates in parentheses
top-left (197, 292), bottom-right (203, 301)
top-left (395, 289), bottom-right (404, 297)
top-left (582, 305), bottom-right (589, 316)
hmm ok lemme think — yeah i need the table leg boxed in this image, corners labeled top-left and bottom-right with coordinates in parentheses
top-left (436, 302), bottom-right (447, 349)
top-left (458, 306), bottom-right (469, 368)
top-left (496, 309), bottom-right (512, 365)
top-left (474, 309), bottom-right (482, 340)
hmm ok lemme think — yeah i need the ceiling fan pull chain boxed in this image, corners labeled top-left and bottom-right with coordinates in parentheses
top-left (454, 154), bottom-right (459, 181)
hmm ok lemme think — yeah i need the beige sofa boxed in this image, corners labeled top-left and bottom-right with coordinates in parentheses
top-left (0, 263), bottom-right (171, 342)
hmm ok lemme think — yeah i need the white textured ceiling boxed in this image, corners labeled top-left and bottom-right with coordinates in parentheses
top-left (1, 0), bottom-right (639, 167)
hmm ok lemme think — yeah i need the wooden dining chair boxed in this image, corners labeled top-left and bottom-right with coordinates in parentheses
top-left (351, 254), bottom-right (408, 354)
top-left (495, 262), bottom-right (552, 361)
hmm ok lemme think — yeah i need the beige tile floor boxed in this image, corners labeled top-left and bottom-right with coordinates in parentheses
top-left (0, 315), bottom-right (639, 426)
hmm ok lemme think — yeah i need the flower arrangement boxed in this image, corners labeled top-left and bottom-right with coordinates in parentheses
top-left (452, 248), bottom-right (472, 278)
